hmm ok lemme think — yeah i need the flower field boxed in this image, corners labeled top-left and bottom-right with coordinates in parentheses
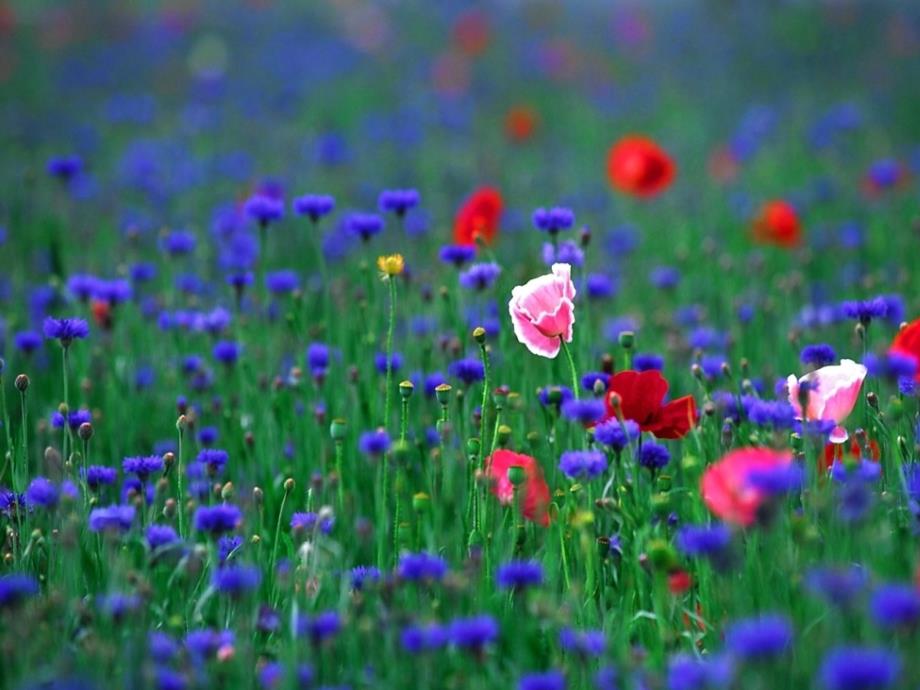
top-left (1, 3), bottom-right (920, 689)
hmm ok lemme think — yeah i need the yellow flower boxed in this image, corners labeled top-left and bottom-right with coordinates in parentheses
top-left (377, 253), bottom-right (405, 277)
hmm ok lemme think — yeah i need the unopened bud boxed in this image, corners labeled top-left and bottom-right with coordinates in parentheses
top-left (472, 326), bottom-right (486, 344)
top-left (14, 374), bottom-right (29, 392)
top-left (78, 422), bottom-right (94, 442)
top-left (399, 380), bottom-right (414, 400)
top-left (283, 478), bottom-right (295, 493)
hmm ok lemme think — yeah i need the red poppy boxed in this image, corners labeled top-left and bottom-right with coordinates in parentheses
top-left (504, 105), bottom-right (539, 143)
top-left (91, 299), bottom-right (112, 331)
top-left (668, 569), bottom-right (692, 595)
top-left (752, 200), bottom-right (801, 248)
top-left (603, 370), bottom-right (696, 439)
top-left (452, 9), bottom-right (490, 57)
top-left (890, 317), bottom-right (920, 382)
top-left (606, 136), bottom-right (675, 198)
top-left (485, 449), bottom-right (551, 526)
top-left (453, 187), bottom-right (503, 246)
top-left (821, 437), bottom-right (881, 474)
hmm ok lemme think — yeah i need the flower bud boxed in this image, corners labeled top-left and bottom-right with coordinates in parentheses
top-left (329, 418), bottom-right (348, 441)
top-left (14, 374), bottom-right (29, 392)
top-left (283, 478), bottom-right (295, 493)
top-left (496, 424), bottom-right (512, 447)
top-left (398, 380), bottom-right (414, 400)
top-left (507, 464), bottom-right (527, 487)
top-left (435, 383), bottom-right (452, 406)
top-left (617, 331), bottom-right (635, 350)
top-left (77, 422), bottom-right (94, 442)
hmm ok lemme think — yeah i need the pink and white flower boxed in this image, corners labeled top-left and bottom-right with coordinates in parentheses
top-left (786, 358), bottom-right (867, 444)
top-left (508, 263), bottom-right (576, 358)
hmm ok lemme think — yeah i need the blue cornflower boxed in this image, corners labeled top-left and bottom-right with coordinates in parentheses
top-left (518, 670), bottom-right (565, 690)
top-left (149, 631), bottom-right (179, 663)
top-left (424, 372), bottom-right (447, 397)
top-left (293, 194), bottom-right (335, 221)
top-left (196, 449), bottom-right (229, 475)
top-left (197, 426), bottom-right (218, 447)
top-left (800, 344), bottom-right (837, 367)
top-left (459, 262), bottom-right (501, 290)
top-left (449, 358), bottom-right (485, 385)
top-left (687, 327), bottom-right (728, 351)
top-left (724, 614), bottom-right (793, 660)
top-left (257, 663), bottom-right (283, 690)
top-left (83, 466), bottom-right (117, 490)
top-left (634, 353), bottom-right (664, 371)
top-left (265, 269), bottom-right (300, 295)
top-left (867, 158), bottom-right (902, 188)
top-left (161, 229), bottom-right (197, 257)
top-left (290, 511), bottom-right (335, 535)
top-left (67, 274), bottom-right (99, 302)
top-left (840, 297), bottom-right (887, 325)
top-left (213, 340), bottom-right (242, 365)
top-left (88, 504), bottom-right (135, 533)
top-left (358, 430), bottom-right (391, 456)
top-left (649, 266), bottom-right (680, 289)
top-left (870, 584), bottom-right (920, 629)
top-left (245, 194), bottom-right (284, 227)
top-left (594, 666), bottom-right (619, 690)
top-left (559, 627), bottom-right (605, 657)
top-left (538, 385), bottom-right (574, 408)
top-left (803, 565), bottom-right (867, 607)
top-left (52, 408), bottom-right (92, 430)
top-left (213, 565), bottom-right (261, 597)
top-left (193, 504), bottom-right (242, 535)
top-left (347, 212), bottom-right (384, 241)
top-left (185, 629), bottom-right (235, 661)
top-left (745, 463), bottom-right (805, 495)
top-left (97, 593), bottom-right (140, 618)
top-left (374, 351), bottom-right (403, 374)
top-left (496, 560), bottom-right (544, 590)
top-left (448, 615), bottom-right (499, 650)
top-left (561, 399), bottom-right (605, 424)
top-left (747, 400), bottom-right (796, 429)
top-left (122, 455), bottom-right (164, 480)
top-left (559, 450), bottom-right (607, 480)
top-left (14, 330), bottom-right (43, 355)
top-left (532, 207), bottom-right (575, 234)
top-left (296, 611), bottom-right (341, 644)
top-left (699, 355), bottom-right (728, 380)
top-left (130, 262), bottom-right (156, 283)
top-left (218, 535), bottom-right (243, 563)
top-left (836, 480), bottom-right (874, 522)
top-left (863, 352), bottom-right (917, 381)
top-left (637, 442), bottom-right (671, 470)
top-left (585, 273), bottom-right (616, 300)
top-left (676, 524), bottom-right (732, 558)
top-left (307, 342), bottom-right (330, 375)
top-left (594, 419), bottom-right (639, 452)
top-left (818, 647), bottom-right (900, 690)
top-left (666, 653), bottom-right (734, 690)
top-left (47, 154), bottom-right (83, 180)
top-left (581, 372), bottom-right (609, 392)
top-left (0, 573), bottom-right (39, 607)
top-left (43, 317), bottom-right (89, 345)
top-left (401, 624), bottom-right (449, 653)
top-left (25, 477), bottom-right (59, 509)
top-left (542, 240), bottom-right (584, 267)
top-left (350, 566), bottom-right (381, 591)
top-left (439, 244), bottom-right (476, 267)
top-left (146, 524), bottom-right (180, 549)
top-left (93, 278), bottom-right (133, 305)
top-left (604, 316), bottom-right (639, 343)
top-left (378, 188), bottom-right (420, 216)
top-left (398, 552), bottom-right (448, 581)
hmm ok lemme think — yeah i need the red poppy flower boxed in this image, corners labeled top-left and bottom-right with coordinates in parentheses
top-left (752, 200), bottom-right (801, 248)
top-left (890, 317), bottom-right (920, 382)
top-left (504, 105), bottom-right (539, 143)
top-left (91, 299), bottom-right (112, 331)
top-left (603, 370), bottom-right (696, 439)
top-left (606, 136), bottom-right (675, 198)
top-left (821, 437), bottom-right (881, 474)
top-left (485, 449), bottom-right (551, 526)
top-left (453, 187), bottom-right (503, 246)
top-left (452, 9), bottom-right (490, 57)
top-left (668, 570), bottom-right (692, 595)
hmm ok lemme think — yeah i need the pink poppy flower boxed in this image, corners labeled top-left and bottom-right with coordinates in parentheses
top-left (786, 359), bottom-right (867, 444)
top-left (701, 447), bottom-right (793, 526)
top-left (508, 263), bottom-right (576, 358)
top-left (485, 449), bottom-right (551, 526)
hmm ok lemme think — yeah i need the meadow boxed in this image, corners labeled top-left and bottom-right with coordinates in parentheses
top-left (1, 2), bottom-right (920, 689)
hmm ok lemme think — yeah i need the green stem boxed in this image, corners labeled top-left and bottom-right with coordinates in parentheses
top-left (560, 337), bottom-right (580, 401)
top-left (270, 488), bottom-right (290, 605)
top-left (177, 424), bottom-right (186, 540)
top-left (383, 277), bottom-right (397, 429)
top-left (334, 440), bottom-right (345, 515)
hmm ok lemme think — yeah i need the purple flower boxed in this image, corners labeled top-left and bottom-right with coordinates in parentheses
top-left (43, 317), bottom-right (89, 344)
top-left (448, 615), bottom-right (499, 650)
top-left (818, 647), bottom-right (900, 690)
top-left (561, 399), bottom-right (605, 425)
top-left (293, 194), bottom-right (335, 221)
top-left (542, 240), bottom-right (584, 267)
top-left (864, 352), bottom-right (917, 382)
top-left (637, 442), bottom-right (671, 470)
top-left (870, 584), bottom-right (920, 629)
top-left (265, 270), bottom-right (300, 295)
top-left (67, 274), bottom-right (99, 302)
top-left (347, 213), bottom-right (384, 241)
top-left (559, 628), bottom-right (605, 657)
top-left (245, 194), bottom-right (284, 226)
top-left (459, 262), bottom-right (501, 291)
top-left (448, 358), bottom-right (485, 385)
top-left (193, 504), bottom-right (242, 535)
top-left (146, 524), bottom-right (180, 549)
top-left (518, 671), bottom-right (565, 690)
top-left (800, 344), bottom-right (837, 367)
top-left (804, 565), bottom-right (867, 607)
top-left (307, 342), bottom-right (330, 375)
top-left (185, 629), bottom-right (235, 661)
top-left (559, 450), bottom-right (607, 480)
top-left (290, 511), bottom-right (334, 534)
top-left (374, 351), bottom-right (402, 374)
top-left (84, 466), bottom-right (117, 490)
top-left (593, 419), bottom-right (639, 452)
top-left (532, 207), bottom-right (575, 233)
top-left (585, 273), bottom-right (616, 299)
top-left (213, 340), bottom-right (242, 365)
top-left (296, 611), bottom-right (341, 644)
top-left (401, 624), bottom-right (449, 653)
top-left (213, 565), bottom-right (261, 597)
top-left (349, 566), bottom-right (381, 591)
top-left (46, 155), bottom-right (83, 180)
top-left (538, 385), bottom-right (574, 408)
top-left (0, 573), bottom-right (39, 607)
top-left (14, 330), bottom-right (43, 355)
top-left (724, 614), bottom-right (793, 659)
top-left (378, 188), bottom-right (420, 216)
top-left (88, 504), bottom-right (135, 533)
top-left (649, 266), bottom-right (680, 289)
top-left (398, 552), bottom-right (448, 581)
top-left (358, 430), bottom-right (391, 456)
top-left (633, 353), bottom-right (664, 371)
top-left (25, 477), bottom-right (59, 509)
top-left (196, 449), bottom-right (229, 475)
top-left (496, 560), bottom-right (544, 590)
top-left (841, 297), bottom-right (887, 325)
top-left (161, 230), bottom-right (197, 256)
top-left (439, 244), bottom-right (476, 267)
top-left (122, 455), bottom-right (164, 480)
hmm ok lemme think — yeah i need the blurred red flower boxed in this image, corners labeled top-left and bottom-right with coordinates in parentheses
top-left (890, 317), bottom-right (920, 382)
top-left (752, 200), bottom-right (801, 248)
top-left (603, 369), bottom-right (696, 439)
top-left (504, 105), bottom-right (539, 143)
top-left (452, 9), bottom-right (490, 57)
top-left (485, 449), bottom-right (551, 526)
top-left (606, 136), bottom-right (675, 197)
top-left (701, 447), bottom-right (793, 526)
top-left (453, 187), bottom-right (503, 246)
